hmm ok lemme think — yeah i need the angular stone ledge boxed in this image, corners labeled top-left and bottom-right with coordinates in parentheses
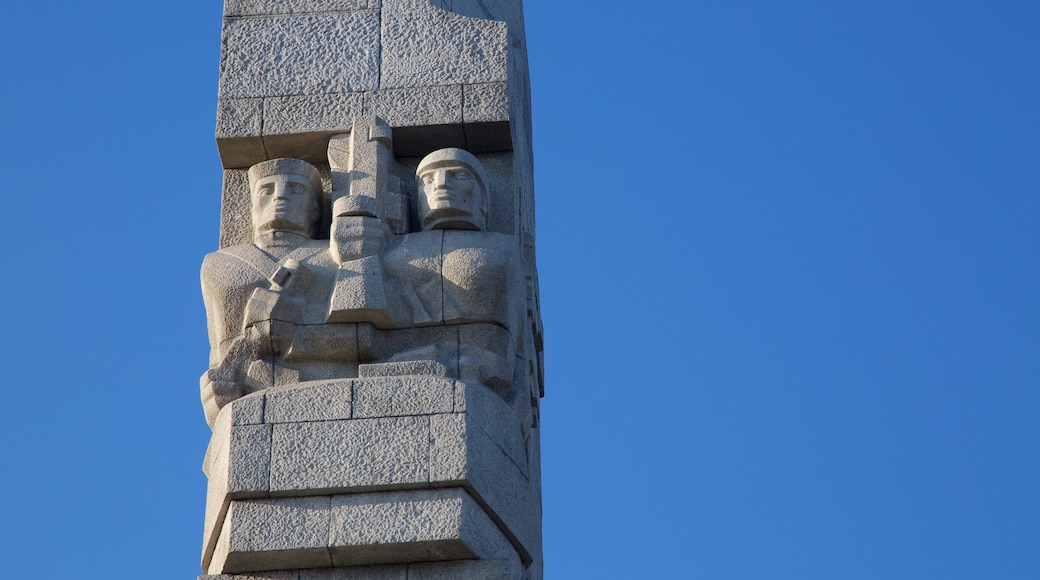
top-left (199, 557), bottom-right (522, 579)
top-left (219, 12), bottom-right (381, 100)
top-left (224, 0), bottom-right (374, 17)
top-left (215, 84), bottom-right (511, 168)
top-left (206, 489), bottom-right (517, 575)
top-left (203, 379), bottom-right (536, 569)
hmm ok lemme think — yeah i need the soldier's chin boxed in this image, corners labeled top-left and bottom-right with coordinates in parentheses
top-left (256, 218), bottom-right (309, 234)
top-left (422, 209), bottom-right (480, 231)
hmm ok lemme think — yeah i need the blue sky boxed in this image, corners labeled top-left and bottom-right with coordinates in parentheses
top-left (0, 1), bottom-right (1037, 578)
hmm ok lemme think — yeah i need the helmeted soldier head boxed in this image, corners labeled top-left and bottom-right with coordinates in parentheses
top-left (248, 158), bottom-right (323, 239)
top-left (415, 148), bottom-right (489, 231)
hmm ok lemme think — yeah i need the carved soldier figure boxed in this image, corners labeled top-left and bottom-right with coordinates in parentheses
top-left (199, 158), bottom-right (334, 426)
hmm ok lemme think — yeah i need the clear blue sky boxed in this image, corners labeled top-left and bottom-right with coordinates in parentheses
top-left (0, 1), bottom-right (1036, 578)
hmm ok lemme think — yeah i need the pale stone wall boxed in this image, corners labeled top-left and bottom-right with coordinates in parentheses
top-left (199, 1), bottom-right (543, 578)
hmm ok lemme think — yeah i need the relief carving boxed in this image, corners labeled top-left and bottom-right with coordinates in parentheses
top-left (201, 119), bottom-right (528, 429)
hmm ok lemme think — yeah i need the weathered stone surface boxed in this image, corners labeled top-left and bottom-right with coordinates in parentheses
top-left (217, 98), bottom-right (267, 169)
top-left (209, 496), bottom-right (333, 574)
top-left (407, 559), bottom-right (522, 580)
top-left (428, 413), bottom-right (535, 565)
top-left (352, 376), bottom-right (454, 419)
top-left (205, 0), bottom-right (543, 574)
top-left (225, 0), bottom-right (372, 17)
top-left (300, 566), bottom-right (407, 580)
top-left (264, 379), bottom-right (353, 424)
top-left (380, 0), bottom-right (508, 90)
top-left (263, 93), bottom-right (364, 163)
top-left (270, 417), bottom-right (430, 492)
top-left (299, 569), bottom-right (403, 580)
top-left (329, 489), bottom-right (474, 566)
top-left (219, 13), bottom-right (380, 100)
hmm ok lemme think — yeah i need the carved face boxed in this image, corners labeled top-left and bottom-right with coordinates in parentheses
top-left (418, 165), bottom-right (485, 231)
top-left (251, 174), bottom-right (319, 236)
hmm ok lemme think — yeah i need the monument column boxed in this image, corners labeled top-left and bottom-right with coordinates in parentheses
top-left (198, 1), bottom-right (544, 579)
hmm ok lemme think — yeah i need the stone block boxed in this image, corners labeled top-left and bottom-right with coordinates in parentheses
top-left (219, 12), bottom-right (380, 100)
top-left (463, 83), bottom-right (508, 124)
top-left (209, 496), bottom-right (333, 574)
top-left (428, 413), bottom-right (535, 566)
top-left (457, 324), bottom-right (515, 395)
top-left (367, 85), bottom-right (462, 128)
top-left (453, 381), bottom-right (525, 477)
top-left (358, 360), bottom-right (448, 379)
top-left (269, 417), bottom-right (430, 492)
top-left (299, 566), bottom-right (407, 580)
top-left (225, 0), bottom-right (372, 17)
top-left (351, 376), bottom-right (454, 419)
top-left (219, 170), bottom-right (253, 249)
top-left (203, 422), bottom-right (274, 566)
top-left (216, 98), bottom-right (267, 169)
top-left (380, 0), bottom-right (508, 90)
top-left (328, 488), bottom-right (507, 567)
top-left (264, 379), bottom-right (353, 424)
top-left (200, 573), bottom-right (298, 580)
top-left (407, 558), bottom-right (523, 580)
top-left (263, 93), bottom-right (364, 163)
top-left (370, 326), bottom-right (459, 378)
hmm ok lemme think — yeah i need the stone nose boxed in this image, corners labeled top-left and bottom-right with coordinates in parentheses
top-left (433, 171), bottom-right (449, 189)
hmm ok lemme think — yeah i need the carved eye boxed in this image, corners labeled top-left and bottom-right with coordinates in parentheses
top-left (259, 185), bottom-right (274, 196)
top-left (454, 171), bottom-right (471, 181)
top-left (422, 175), bottom-right (434, 185)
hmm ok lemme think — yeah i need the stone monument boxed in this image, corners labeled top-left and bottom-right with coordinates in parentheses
top-left (198, 1), bottom-right (544, 579)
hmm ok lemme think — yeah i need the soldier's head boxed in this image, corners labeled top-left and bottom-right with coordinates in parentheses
top-left (248, 158), bottom-right (323, 239)
top-left (415, 148), bottom-right (489, 231)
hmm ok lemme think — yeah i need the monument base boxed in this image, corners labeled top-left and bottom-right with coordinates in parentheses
top-left (198, 557), bottom-right (523, 580)
top-left (201, 376), bottom-right (540, 578)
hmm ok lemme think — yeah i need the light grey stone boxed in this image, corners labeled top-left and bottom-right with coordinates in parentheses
top-left (225, 0), bottom-right (372, 17)
top-left (218, 170), bottom-right (253, 249)
top-left (300, 566), bottom-right (407, 580)
top-left (202, 423), bottom-right (273, 566)
top-left (219, 13), bottom-right (380, 100)
top-left (457, 324), bottom-right (515, 395)
top-left (441, 230), bottom-right (523, 332)
top-left (263, 93), bottom-right (364, 163)
top-left (217, 98), bottom-right (267, 169)
top-left (463, 83), bottom-right (508, 125)
top-left (406, 559), bottom-right (522, 580)
top-left (358, 359), bottom-right (448, 379)
top-left (370, 326), bottom-right (460, 378)
top-left (380, 0), bottom-right (508, 90)
top-left (367, 85), bottom-right (462, 128)
top-left (269, 417), bottom-right (430, 492)
top-left (264, 379), bottom-right (353, 424)
top-left (428, 413), bottom-right (535, 566)
top-left (463, 83), bottom-right (511, 153)
top-left (200, 572), bottom-right (298, 580)
top-left (352, 376), bottom-right (454, 418)
top-left (453, 380), bottom-right (525, 476)
top-left (300, 565), bottom-right (407, 580)
top-left (328, 488), bottom-right (507, 566)
top-left (212, 496), bottom-right (333, 574)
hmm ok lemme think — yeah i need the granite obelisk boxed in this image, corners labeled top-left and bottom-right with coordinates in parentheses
top-left (197, 1), bottom-right (544, 578)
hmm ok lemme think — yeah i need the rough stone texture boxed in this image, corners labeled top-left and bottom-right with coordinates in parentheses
top-left (263, 93), bottom-right (365, 163)
top-left (219, 12), bottom-right (381, 100)
top-left (210, 497), bottom-right (334, 574)
top-left (217, 98), bottom-right (267, 169)
top-left (380, 0), bottom-right (508, 90)
top-left (264, 379), bottom-right (353, 424)
top-left (270, 417), bottom-right (431, 492)
top-left (205, 0), bottom-right (543, 576)
top-left (205, 489), bottom-right (520, 575)
top-left (225, 0), bottom-right (373, 17)
top-left (329, 489), bottom-right (500, 566)
top-left (352, 376), bottom-right (454, 418)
